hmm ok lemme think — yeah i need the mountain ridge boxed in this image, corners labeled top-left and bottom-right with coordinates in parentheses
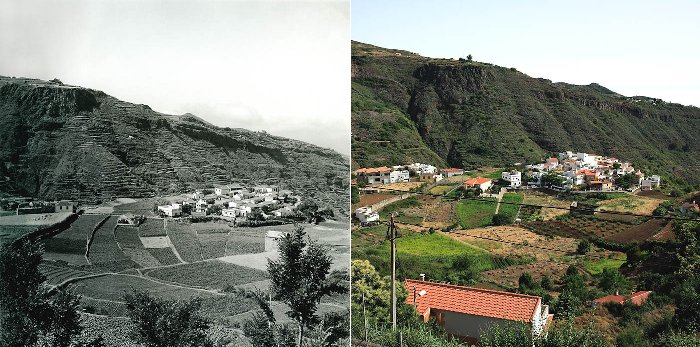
top-left (0, 76), bottom-right (349, 216)
top-left (351, 41), bottom-right (700, 190)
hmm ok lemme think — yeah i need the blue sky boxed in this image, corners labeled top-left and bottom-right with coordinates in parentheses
top-left (352, 0), bottom-right (700, 107)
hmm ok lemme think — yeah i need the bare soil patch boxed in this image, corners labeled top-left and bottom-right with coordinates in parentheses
top-left (377, 182), bottom-right (424, 192)
top-left (604, 218), bottom-right (667, 243)
top-left (446, 226), bottom-right (579, 260)
top-left (354, 193), bottom-right (395, 209)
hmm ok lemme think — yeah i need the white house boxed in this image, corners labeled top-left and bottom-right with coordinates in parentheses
top-left (440, 168), bottom-right (465, 177)
top-left (157, 203), bottom-right (182, 217)
top-left (640, 175), bottom-right (661, 190)
top-left (355, 206), bottom-right (379, 224)
top-left (390, 170), bottom-right (410, 183)
top-left (355, 167), bottom-right (392, 185)
top-left (221, 208), bottom-right (237, 218)
top-left (405, 280), bottom-right (552, 345)
top-left (501, 170), bottom-right (522, 188)
top-left (215, 186), bottom-right (231, 196)
top-left (192, 191), bottom-right (204, 200)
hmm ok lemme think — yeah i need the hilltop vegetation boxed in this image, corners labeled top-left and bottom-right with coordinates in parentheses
top-left (351, 41), bottom-right (700, 191)
top-left (0, 76), bottom-right (349, 216)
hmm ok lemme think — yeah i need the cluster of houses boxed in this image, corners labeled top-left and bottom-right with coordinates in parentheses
top-left (499, 152), bottom-right (661, 191)
top-left (156, 184), bottom-right (301, 221)
top-left (353, 163), bottom-right (466, 185)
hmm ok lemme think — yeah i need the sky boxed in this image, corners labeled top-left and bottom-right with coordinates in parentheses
top-left (0, 0), bottom-right (350, 155)
top-left (352, 0), bottom-right (700, 107)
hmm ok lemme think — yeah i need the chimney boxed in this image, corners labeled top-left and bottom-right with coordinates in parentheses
top-left (420, 274), bottom-right (426, 281)
top-left (616, 290), bottom-right (619, 296)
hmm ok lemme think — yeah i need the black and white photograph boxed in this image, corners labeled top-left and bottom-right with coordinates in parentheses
top-left (0, 1), bottom-right (350, 346)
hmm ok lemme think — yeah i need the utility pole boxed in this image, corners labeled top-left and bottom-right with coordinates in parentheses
top-left (390, 214), bottom-right (396, 331)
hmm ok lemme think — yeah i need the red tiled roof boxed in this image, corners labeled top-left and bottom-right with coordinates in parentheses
top-left (547, 158), bottom-right (559, 162)
top-left (404, 280), bottom-right (541, 323)
top-left (593, 291), bottom-right (652, 306)
top-left (464, 177), bottom-right (492, 186)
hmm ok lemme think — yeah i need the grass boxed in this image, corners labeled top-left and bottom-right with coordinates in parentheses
top-left (145, 260), bottom-right (267, 290)
top-left (391, 233), bottom-right (487, 257)
top-left (457, 198), bottom-right (497, 229)
top-left (429, 184), bottom-right (457, 195)
top-left (67, 273), bottom-right (216, 301)
top-left (498, 193), bottom-right (524, 222)
top-left (351, 230), bottom-right (525, 286)
top-left (583, 255), bottom-right (627, 275)
top-left (379, 196), bottom-right (420, 219)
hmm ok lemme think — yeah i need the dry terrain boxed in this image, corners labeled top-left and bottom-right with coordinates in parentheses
top-left (376, 182), bottom-right (424, 192)
top-left (597, 195), bottom-right (664, 215)
top-left (446, 226), bottom-right (580, 260)
top-left (353, 193), bottom-right (395, 209)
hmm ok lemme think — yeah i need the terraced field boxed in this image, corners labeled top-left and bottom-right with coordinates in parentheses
top-left (144, 260), bottom-right (267, 291)
top-left (166, 222), bottom-right (204, 262)
top-left (0, 225), bottom-right (40, 246)
top-left (39, 263), bottom-right (95, 285)
top-left (138, 218), bottom-right (166, 236)
top-left (86, 216), bottom-right (136, 271)
top-left (114, 225), bottom-right (162, 267)
top-left (147, 248), bottom-right (181, 265)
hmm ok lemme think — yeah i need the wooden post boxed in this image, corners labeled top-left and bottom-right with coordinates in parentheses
top-left (390, 214), bottom-right (397, 331)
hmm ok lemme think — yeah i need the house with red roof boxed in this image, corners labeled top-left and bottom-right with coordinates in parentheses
top-left (405, 279), bottom-right (552, 344)
top-left (592, 291), bottom-right (652, 307)
top-left (464, 177), bottom-right (493, 192)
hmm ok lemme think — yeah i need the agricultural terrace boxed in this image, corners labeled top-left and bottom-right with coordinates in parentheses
top-left (42, 214), bottom-right (108, 264)
top-left (86, 216), bottom-right (137, 271)
top-left (457, 198), bottom-right (497, 229)
top-left (0, 212), bottom-right (73, 246)
top-left (143, 260), bottom-right (268, 291)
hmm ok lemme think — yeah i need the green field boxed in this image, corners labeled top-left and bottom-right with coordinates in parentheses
top-left (352, 231), bottom-right (521, 286)
top-left (391, 233), bottom-right (486, 257)
top-left (498, 193), bottom-right (524, 223)
top-left (457, 198), bottom-right (497, 229)
top-left (584, 255), bottom-right (627, 275)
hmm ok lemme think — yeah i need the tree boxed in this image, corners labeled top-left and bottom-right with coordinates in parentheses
top-left (206, 204), bottom-right (222, 216)
top-left (598, 268), bottom-right (630, 293)
top-left (518, 272), bottom-right (537, 292)
top-left (541, 275), bottom-right (554, 291)
top-left (577, 239), bottom-right (591, 255)
top-left (466, 54), bottom-right (473, 62)
top-left (541, 173), bottom-right (566, 187)
top-left (492, 213), bottom-right (511, 226)
top-left (0, 240), bottom-right (101, 347)
top-left (265, 226), bottom-right (346, 347)
top-left (123, 290), bottom-right (212, 347)
top-left (351, 186), bottom-right (360, 204)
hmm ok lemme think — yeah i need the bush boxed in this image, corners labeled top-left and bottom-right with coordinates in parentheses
top-left (492, 213), bottom-right (511, 226)
top-left (577, 239), bottom-right (591, 255)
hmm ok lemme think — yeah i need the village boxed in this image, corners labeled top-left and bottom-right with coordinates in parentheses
top-left (350, 152), bottom-right (684, 345)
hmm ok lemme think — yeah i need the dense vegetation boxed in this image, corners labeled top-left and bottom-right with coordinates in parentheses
top-left (351, 41), bottom-right (700, 192)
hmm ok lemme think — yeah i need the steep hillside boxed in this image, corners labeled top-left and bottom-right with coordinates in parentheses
top-left (352, 41), bottom-right (700, 189)
top-left (0, 76), bottom-right (349, 215)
